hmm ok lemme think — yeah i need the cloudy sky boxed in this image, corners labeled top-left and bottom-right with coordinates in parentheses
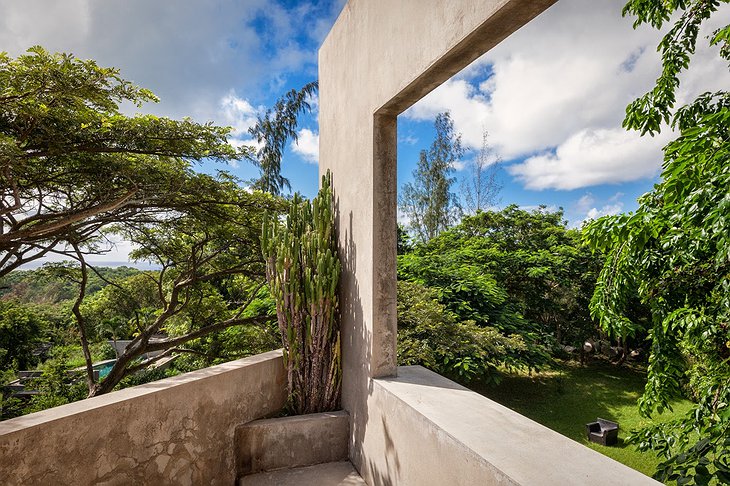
top-left (2, 0), bottom-right (727, 263)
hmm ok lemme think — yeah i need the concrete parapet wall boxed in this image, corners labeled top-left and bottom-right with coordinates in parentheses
top-left (0, 350), bottom-right (286, 486)
top-left (318, 0), bottom-right (557, 472)
top-left (359, 366), bottom-right (659, 486)
top-left (235, 410), bottom-right (349, 476)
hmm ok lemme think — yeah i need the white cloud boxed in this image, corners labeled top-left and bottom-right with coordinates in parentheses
top-left (218, 92), bottom-right (266, 158)
top-left (404, 0), bottom-right (665, 157)
top-left (293, 129), bottom-right (319, 163)
top-left (398, 134), bottom-right (418, 145)
top-left (403, 0), bottom-right (730, 190)
top-left (0, 0), bottom-right (92, 54)
top-left (508, 127), bottom-right (669, 190)
top-left (567, 192), bottom-right (627, 228)
top-left (0, 0), bottom-right (336, 126)
top-left (220, 92), bottom-right (260, 136)
top-left (576, 193), bottom-right (596, 212)
top-left (585, 203), bottom-right (624, 221)
top-left (451, 160), bottom-right (468, 171)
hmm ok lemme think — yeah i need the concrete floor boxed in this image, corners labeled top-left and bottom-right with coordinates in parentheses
top-left (238, 462), bottom-right (367, 486)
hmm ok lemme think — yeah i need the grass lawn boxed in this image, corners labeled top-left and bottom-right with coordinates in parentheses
top-left (472, 359), bottom-right (694, 479)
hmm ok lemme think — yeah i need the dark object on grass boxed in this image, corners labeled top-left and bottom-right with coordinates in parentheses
top-left (585, 418), bottom-right (619, 446)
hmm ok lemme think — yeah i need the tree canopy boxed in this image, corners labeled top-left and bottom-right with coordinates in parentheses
top-left (585, 1), bottom-right (730, 483)
top-left (246, 81), bottom-right (318, 195)
top-left (0, 47), bottom-right (286, 399)
top-left (0, 47), bottom-right (247, 276)
top-left (398, 206), bottom-right (601, 376)
top-left (399, 112), bottom-right (463, 242)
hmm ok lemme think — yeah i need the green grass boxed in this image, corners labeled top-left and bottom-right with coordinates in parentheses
top-left (472, 360), bottom-right (694, 478)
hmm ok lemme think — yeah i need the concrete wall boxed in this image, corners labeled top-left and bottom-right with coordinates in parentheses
top-left (362, 366), bottom-right (659, 485)
top-left (0, 350), bottom-right (286, 486)
top-left (318, 0), bottom-right (557, 473)
top-left (236, 410), bottom-right (349, 476)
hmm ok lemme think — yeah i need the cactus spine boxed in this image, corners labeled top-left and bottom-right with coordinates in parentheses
top-left (261, 170), bottom-right (341, 414)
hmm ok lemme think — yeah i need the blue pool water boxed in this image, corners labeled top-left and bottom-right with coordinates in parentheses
top-left (93, 361), bottom-right (116, 378)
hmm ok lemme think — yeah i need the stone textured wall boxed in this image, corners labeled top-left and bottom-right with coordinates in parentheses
top-left (0, 350), bottom-right (286, 486)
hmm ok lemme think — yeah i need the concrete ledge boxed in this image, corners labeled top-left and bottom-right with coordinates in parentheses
top-left (359, 366), bottom-right (659, 485)
top-left (238, 461), bottom-right (366, 486)
top-left (0, 350), bottom-right (286, 486)
top-left (236, 410), bottom-right (349, 476)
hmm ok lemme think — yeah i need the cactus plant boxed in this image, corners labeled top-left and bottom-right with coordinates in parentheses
top-left (261, 170), bottom-right (342, 414)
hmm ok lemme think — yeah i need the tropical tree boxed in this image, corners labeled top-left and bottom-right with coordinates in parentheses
top-left (400, 112), bottom-right (463, 242)
top-left (0, 47), bottom-right (246, 277)
top-left (585, 1), bottom-right (730, 483)
top-left (247, 81), bottom-right (318, 195)
top-left (397, 280), bottom-right (526, 384)
top-left (74, 181), bottom-right (282, 396)
top-left (0, 300), bottom-right (46, 370)
top-left (398, 206), bottom-right (599, 372)
top-left (460, 131), bottom-right (502, 214)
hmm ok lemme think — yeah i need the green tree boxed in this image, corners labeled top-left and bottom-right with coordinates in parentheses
top-left (456, 206), bottom-right (602, 348)
top-left (82, 272), bottom-right (162, 353)
top-left (398, 206), bottom-right (600, 373)
top-left (247, 81), bottom-right (318, 195)
top-left (585, 1), bottom-right (730, 483)
top-left (400, 112), bottom-right (463, 242)
top-left (0, 301), bottom-right (46, 370)
top-left (75, 180), bottom-right (282, 396)
top-left (401, 206), bottom-right (601, 357)
top-left (460, 131), bottom-right (502, 214)
top-left (0, 47), bottom-right (245, 277)
top-left (397, 280), bottom-right (526, 384)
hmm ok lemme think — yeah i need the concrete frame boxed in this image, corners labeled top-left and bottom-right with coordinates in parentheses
top-left (319, 0), bottom-right (557, 473)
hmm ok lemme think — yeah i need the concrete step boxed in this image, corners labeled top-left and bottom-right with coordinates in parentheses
top-left (238, 461), bottom-right (366, 486)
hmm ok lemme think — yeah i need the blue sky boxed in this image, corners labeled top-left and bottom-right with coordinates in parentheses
top-left (2, 0), bottom-right (728, 262)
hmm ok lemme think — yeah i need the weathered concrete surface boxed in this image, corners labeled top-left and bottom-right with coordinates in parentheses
top-left (318, 1), bottom-right (557, 480)
top-left (236, 410), bottom-right (349, 476)
top-left (359, 366), bottom-right (660, 485)
top-left (238, 461), bottom-right (366, 486)
top-left (0, 350), bottom-right (286, 486)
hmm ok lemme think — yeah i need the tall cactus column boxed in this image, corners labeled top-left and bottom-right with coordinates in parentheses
top-left (262, 171), bottom-right (342, 414)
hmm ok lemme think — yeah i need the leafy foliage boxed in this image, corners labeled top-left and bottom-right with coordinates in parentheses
top-left (0, 266), bottom-right (139, 304)
top-left (84, 181), bottom-right (283, 396)
top-left (0, 301), bottom-right (46, 370)
top-left (0, 47), bottom-right (289, 402)
top-left (399, 206), bottom-right (600, 374)
top-left (621, 0), bottom-right (729, 135)
top-left (397, 281), bottom-right (526, 383)
top-left (247, 81), bottom-right (318, 195)
top-left (584, 1), bottom-right (730, 483)
top-left (400, 112), bottom-right (463, 242)
top-left (0, 47), bottom-right (246, 277)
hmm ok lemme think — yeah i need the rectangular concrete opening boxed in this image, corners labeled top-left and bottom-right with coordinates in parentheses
top-left (319, 1), bottom-right (662, 484)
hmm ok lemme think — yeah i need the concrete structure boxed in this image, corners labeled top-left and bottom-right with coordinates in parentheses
top-left (318, 1), bottom-right (660, 484)
top-left (236, 411), bottom-right (350, 475)
top-left (318, 0), bottom-right (557, 478)
top-left (239, 461), bottom-right (367, 486)
top-left (0, 351), bottom-right (286, 486)
top-left (366, 366), bottom-right (656, 485)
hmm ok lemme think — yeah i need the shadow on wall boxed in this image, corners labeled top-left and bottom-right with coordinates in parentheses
top-left (334, 189), bottom-right (401, 486)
